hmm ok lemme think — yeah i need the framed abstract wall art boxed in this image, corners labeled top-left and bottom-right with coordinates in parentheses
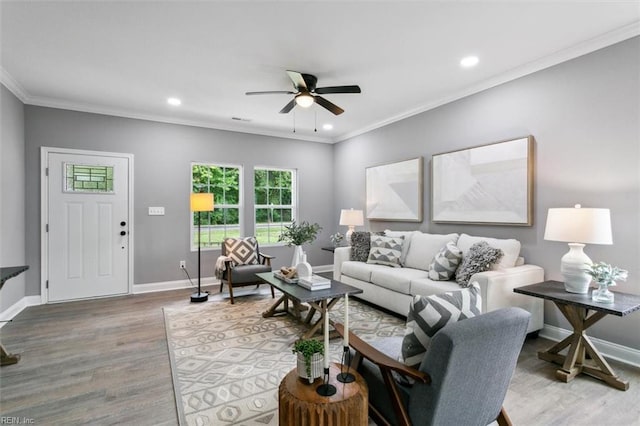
top-left (431, 136), bottom-right (533, 226)
top-left (366, 157), bottom-right (423, 222)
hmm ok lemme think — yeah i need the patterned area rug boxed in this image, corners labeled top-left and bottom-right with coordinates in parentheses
top-left (164, 293), bottom-right (405, 426)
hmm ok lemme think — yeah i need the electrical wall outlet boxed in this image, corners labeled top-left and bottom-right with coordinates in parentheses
top-left (179, 260), bottom-right (186, 269)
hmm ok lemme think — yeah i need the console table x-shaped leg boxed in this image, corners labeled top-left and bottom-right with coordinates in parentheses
top-left (537, 302), bottom-right (628, 391)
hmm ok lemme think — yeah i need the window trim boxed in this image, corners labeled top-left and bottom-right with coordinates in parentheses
top-left (253, 166), bottom-right (298, 247)
top-left (190, 162), bottom-right (244, 251)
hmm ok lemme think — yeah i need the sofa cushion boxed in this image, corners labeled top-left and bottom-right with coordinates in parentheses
top-left (455, 241), bottom-right (504, 287)
top-left (428, 242), bottom-right (463, 280)
top-left (410, 277), bottom-right (462, 297)
top-left (350, 231), bottom-right (373, 262)
top-left (367, 235), bottom-right (404, 267)
top-left (384, 230), bottom-right (419, 266)
top-left (370, 267), bottom-right (429, 295)
top-left (404, 233), bottom-right (459, 271)
top-left (457, 233), bottom-right (520, 269)
top-left (341, 261), bottom-right (388, 282)
top-left (400, 283), bottom-right (482, 369)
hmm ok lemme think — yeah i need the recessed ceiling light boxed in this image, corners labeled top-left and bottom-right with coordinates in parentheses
top-left (460, 56), bottom-right (479, 68)
top-left (167, 97), bottom-right (181, 106)
top-left (322, 123), bottom-right (333, 131)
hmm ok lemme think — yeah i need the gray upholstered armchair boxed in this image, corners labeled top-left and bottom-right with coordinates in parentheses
top-left (219, 237), bottom-right (275, 304)
top-left (335, 307), bottom-right (530, 426)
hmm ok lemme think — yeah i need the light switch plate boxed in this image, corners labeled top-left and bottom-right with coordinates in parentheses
top-left (148, 207), bottom-right (165, 216)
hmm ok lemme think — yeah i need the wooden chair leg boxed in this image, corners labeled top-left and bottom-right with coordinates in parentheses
top-left (497, 406), bottom-right (512, 426)
top-left (228, 282), bottom-right (235, 304)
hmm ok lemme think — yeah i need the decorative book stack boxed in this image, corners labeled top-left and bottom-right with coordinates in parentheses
top-left (298, 274), bottom-right (331, 291)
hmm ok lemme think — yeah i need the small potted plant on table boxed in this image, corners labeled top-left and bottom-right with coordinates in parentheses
top-left (292, 339), bottom-right (324, 384)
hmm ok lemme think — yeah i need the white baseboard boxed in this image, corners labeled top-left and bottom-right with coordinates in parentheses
top-left (133, 276), bottom-right (218, 294)
top-left (540, 324), bottom-right (640, 368)
top-left (0, 296), bottom-right (41, 329)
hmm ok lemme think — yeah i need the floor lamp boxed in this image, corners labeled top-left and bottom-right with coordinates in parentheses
top-left (190, 193), bottom-right (214, 303)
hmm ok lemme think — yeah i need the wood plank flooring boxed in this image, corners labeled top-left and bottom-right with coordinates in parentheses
top-left (1, 286), bottom-right (639, 425)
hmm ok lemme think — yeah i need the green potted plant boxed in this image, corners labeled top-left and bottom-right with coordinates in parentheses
top-left (292, 339), bottom-right (324, 383)
top-left (279, 220), bottom-right (323, 266)
top-left (584, 261), bottom-right (628, 304)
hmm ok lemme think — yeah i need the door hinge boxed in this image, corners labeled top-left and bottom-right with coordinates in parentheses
top-left (46, 280), bottom-right (49, 289)
top-left (46, 224), bottom-right (49, 232)
top-left (46, 167), bottom-right (49, 176)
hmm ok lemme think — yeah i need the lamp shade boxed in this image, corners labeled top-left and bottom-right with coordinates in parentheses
top-left (190, 193), bottom-right (214, 212)
top-left (544, 205), bottom-right (612, 245)
top-left (339, 209), bottom-right (364, 226)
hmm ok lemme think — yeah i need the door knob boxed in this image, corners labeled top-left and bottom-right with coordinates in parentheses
top-left (120, 231), bottom-right (127, 236)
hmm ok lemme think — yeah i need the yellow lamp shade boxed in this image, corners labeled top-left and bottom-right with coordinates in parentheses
top-left (190, 193), bottom-right (214, 212)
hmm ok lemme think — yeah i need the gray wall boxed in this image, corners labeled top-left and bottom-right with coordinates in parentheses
top-left (1, 85), bottom-right (27, 312)
top-left (24, 108), bottom-right (335, 291)
top-left (334, 37), bottom-right (640, 350)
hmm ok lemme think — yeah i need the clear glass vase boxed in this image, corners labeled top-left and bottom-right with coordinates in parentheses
top-left (592, 281), bottom-right (614, 304)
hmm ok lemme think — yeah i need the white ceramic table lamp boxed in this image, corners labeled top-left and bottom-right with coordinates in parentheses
top-left (544, 204), bottom-right (612, 293)
top-left (339, 208), bottom-right (364, 245)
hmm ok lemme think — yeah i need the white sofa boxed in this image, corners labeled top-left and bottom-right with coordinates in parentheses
top-left (333, 231), bottom-right (544, 333)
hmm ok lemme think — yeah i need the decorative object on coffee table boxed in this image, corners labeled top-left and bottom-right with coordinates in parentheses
top-left (339, 208), bottom-right (363, 244)
top-left (279, 220), bottom-right (322, 266)
top-left (190, 193), bottom-right (214, 303)
top-left (544, 204), bottom-right (612, 293)
top-left (293, 339), bottom-right (324, 383)
top-left (585, 262), bottom-right (628, 304)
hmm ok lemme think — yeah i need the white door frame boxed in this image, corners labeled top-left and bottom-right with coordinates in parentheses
top-left (40, 147), bottom-right (135, 304)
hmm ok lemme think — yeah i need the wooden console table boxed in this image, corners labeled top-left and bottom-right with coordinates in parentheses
top-left (514, 280), bottom-right (640, 390)
top-left (279, 362), bottom-right (368, 425)
top-left (1, 265), bottom-right (29, 366)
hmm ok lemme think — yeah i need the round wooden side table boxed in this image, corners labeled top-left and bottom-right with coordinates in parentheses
top-left (279, 362), bottom-right (368, 426)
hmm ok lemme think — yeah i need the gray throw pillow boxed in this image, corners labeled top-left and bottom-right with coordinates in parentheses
top-left (350, 231), bottom-right (372, 262)
top-left (428, 242), bottom-right (463, 280)
top-left (367, 235), bottom-right (404, 267)
top-left (455, 241), bottom-right (504, 287)
top-left (400, 283), bottom-right (482, 370)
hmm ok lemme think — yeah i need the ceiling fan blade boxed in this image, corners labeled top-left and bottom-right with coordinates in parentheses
top-left (279, 99), bottom-right (297, 114)
top-left (315, 85), bottom-right (361, 94)
top-left (286, 70), bottom-right (308, 91)
top-left (246, 90), bottom-right (296, 95)
top-left (314, 95), bottom-right (344, 115)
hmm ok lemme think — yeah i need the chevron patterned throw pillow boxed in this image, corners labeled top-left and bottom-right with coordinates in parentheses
top-left (400, 283), bottom-right (482, 370)
top-left (224, 237), bottom-right (260, 266)
top-left (366, 235), bottom-right (404, 267)
top-left (428, 241), bottom-right (463, 280)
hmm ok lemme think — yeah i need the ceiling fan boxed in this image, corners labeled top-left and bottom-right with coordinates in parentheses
top-left (246, 70), bottom-right (361, 115)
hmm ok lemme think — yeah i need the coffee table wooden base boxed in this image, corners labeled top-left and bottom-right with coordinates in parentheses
top-left (279, 363), bottom-right (368, 426)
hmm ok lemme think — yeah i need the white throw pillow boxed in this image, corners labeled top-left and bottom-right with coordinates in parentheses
top-left (404, 233), bottom-right (459, 271)
top-left (457, 234), bottom-right (521, 269)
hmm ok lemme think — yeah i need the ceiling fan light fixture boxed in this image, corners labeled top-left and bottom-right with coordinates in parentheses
top-left (295, 93), bottom-right (314, 108)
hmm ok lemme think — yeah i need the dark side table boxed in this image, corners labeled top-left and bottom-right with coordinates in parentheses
top-left (514, 280), bottom-right (640, 390)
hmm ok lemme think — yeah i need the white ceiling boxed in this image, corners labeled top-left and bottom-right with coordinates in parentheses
top-left (2, 1), bottom-right (639, 143)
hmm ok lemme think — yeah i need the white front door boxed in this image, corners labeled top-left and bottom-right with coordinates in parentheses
top-left (46, 150), bottom-right (131, 302)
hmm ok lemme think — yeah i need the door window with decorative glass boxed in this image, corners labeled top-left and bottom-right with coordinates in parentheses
top-left (191, 163), bottom-right (242, 249)
top-left (254, 168), bottom-right (297, 245)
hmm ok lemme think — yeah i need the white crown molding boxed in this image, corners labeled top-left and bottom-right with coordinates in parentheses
top-left (24, 95), bottom-right (334, 144)
top-left (335, 22), bottom-right (640, 142)
top-left (0, 66), bottom-right (29, 103)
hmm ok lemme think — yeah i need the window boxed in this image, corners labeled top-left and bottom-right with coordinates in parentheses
top-left (191, 163), bottom-right (242, 249)
top-left (254, 167), bottom-right (297, 246)
top-left (64, 163), bottom-right (114, 193)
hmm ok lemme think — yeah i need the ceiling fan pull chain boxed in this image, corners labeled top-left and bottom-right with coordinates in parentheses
top-left (293, 111), bottom-right (296, 133)
top-left (314, 110), bottom-right (317, 132)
